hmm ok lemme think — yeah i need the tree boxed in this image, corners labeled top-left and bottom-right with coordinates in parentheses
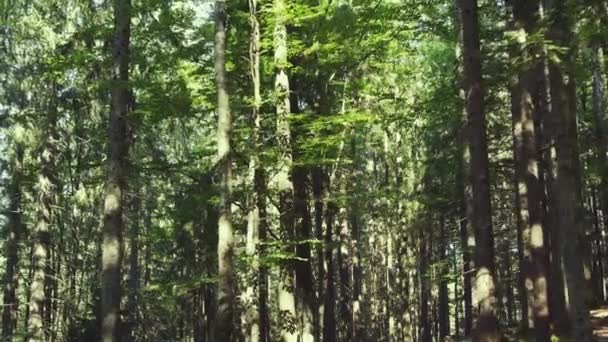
top-left (456, 0), bottom-right (500, 340)
top-left (2, 141), bottom-right (24, 340)
top-left (215, 0), bottom-right (237, 340)
top-left (509, 0), bottom-right (550, 339)
top-left (546, 0), bottom-right (592, 339)
top-left (101, 0), bottom-right (131, 340)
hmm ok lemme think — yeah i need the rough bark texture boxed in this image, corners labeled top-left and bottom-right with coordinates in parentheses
top-left (273, 0), bottom-right (297, 340)
top-left (312, 167), bottom-right (325, 342)
top-left (509, 1), bottom-right (550, 339)
top-left (438, 217), bottom-right (449, 338)
top-left (419, 228), bottom-right (431, 342)
top-left (29, 88), bottom-right (59, 342)
top-left (457, 0), bottom-right (500, 340)
top-left (546, 0), bottom-right (592, 340)
top-left (245, 0), bottom-right (264, 340)
top-left (101, 1), bottom-right (130, 341)
top-left (323, 193), bottom-right (337, 342)
top-left (124, 189), bottom-right (141, 342)
top-left (2, 143), bottom-right (23, 340)
top-left (293, 165), bottom-right (316, 342)
top-left (592, 35), bottom-right (608, 253)
top-left (214, 0), bottom-right (237, 340)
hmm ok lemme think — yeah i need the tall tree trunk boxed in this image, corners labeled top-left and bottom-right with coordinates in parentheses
top-left (2, 143), bottom-right (24, 340)
top-left (124, 188), bottom-right (141, 342)
top-left (273, 0), bottom-right (297, 340)
top-left (101, 0), bottom-right (131, 340)
top-left (546, 0), bottom-right (592, 339)
top-left (214, 0), bottom-right (237, 340)
top-left (293, 165), bottom-right (316, 342)
top-left (29, 88), bottom-right (59, 342)
top-left (245, 0), bottom-right (265, 340)
top-left (456, 6), bottom-right (474, 334)
top-left (456, 0), bottom-right (500, 340)
top-left (509, 1), bottom-right (551, 339)
top-left (419, 228), bottom-right (431, 342)
top-left (591, 26), bottom-right (608, 254)
top-left (322, 193), bottom-right (337, 342)
top-left (438, 216), bottom-right (450, 338)
top-left (312, 167), bottom-right (325, 342)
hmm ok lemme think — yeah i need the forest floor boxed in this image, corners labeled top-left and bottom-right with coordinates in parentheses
top-left (592, 307), bottom-right (608, 341)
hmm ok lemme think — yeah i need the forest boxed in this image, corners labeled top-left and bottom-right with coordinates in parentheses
top-left (1, 0), bottom-right (608, 341)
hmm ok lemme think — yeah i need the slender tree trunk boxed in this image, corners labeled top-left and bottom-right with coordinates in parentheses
top-left (419, 228), bottom-right (431, 342)
top-left (591, 188), bottom-right (606, 303)
top-left (124, 188), bottom-right (141, 342)
top-left (101, 0), bottom-right (131, 340)
top-left (215, 0), bottom-right (237, 339)
top-left (245, 0), bottom-right (265, 340)
top-left (293, 165), bottom-right (316, 342)
top-left (312, 167), bottom-right (325, 342)
top-left (546, 0), bottom-right (592, 339)
top-left (591, 31), bottom-right (608, 254)
top-left (29, 88), bottom-right (59, 342)
top-left (273, 0), bottom-right (297, 340)
top-left (322, 194), bottom-right (337, 342)
top-left (438, 216), bottom-right (450, 338)
top-left (456, 7), bottom-right (474, 334)
top-left (534, 2), bottom-right (568, 329)
top-left (457, 0), bottom-right (501, 340)
top-left (2, 143), bottom-right (24, 340)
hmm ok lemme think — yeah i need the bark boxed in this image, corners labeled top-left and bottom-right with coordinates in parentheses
top-left (290, 79), bottom-right (316, 342)
top-left (124, 189), bottom-right (141, 342)
top-left (508, 1), bottom-right (551, 339)
top-left (591, 26), bottom-right (608, 259)
top-left (215, 0), bottom-right (237, 340)
top-left (293, 165), bottom-right (316, 342)
top-left (101, 0), bottom-right (131, 340)
top-left (337, 207), bottom-right (352, 342)
top-left (456, 0), bottom-right (500, 340)
top-left (245, 0), bottom-right (265, 340)
top-left (545, 0), bottom-right (592, 339)
top-left (591, 188), bottom-right (606, 302)
top-left (257, 167), bottom-right (270, 342)
top-left (29, 88), bottom-right (59, 342)
top-left (456, 6), bottom-right (474, 334)
top-left (438, 216), bottom-right (449, 338)
top-left (273, 0), bottom-right (297, 340)
top-left (349, 139), bottom-right (363, 341)
top-left (322, 192), bottom-right (337, 342)
top-left (419, 229), bottom-right (431, 342)
top-left (312, 167), bottom-right (325, 342)
top-left (2, 143), bottom-right (24, 340)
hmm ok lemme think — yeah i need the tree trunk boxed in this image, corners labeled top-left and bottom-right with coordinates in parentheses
top-left (322, 194), bottom-right (337, 342)
top-left (591, 29), bottom-right (608, 260)
top-left (508, 1), bottom-right (551, 339)
top-left (214, 0), bottom-right (237, 340)
top-left (293, 165), bottom-right (316, 342)
top-left (456, 6), bottom-right (474, 334)
top-left (245, 0), bottom-right (265, 340)
top-left (101, 0), bottom-right (131, 340)
top-left (273, 0), bottom-right (297, 340)
top-left (312, 167), bottom-right (325, 342)
top-left (2, 143), bottom-right (24, 340)
top-left (546, 0), bottom-right (593, 339)
top-left (438, 216), bottom-right (450, 338)
top-left (456, 0), bottom-right (500, 340)
top-left (419, 228), bottom-right (431, 342)
top-left (29, 87), bottom-right (59, 342)
top-left (124, 188), bottom-right (141, 342)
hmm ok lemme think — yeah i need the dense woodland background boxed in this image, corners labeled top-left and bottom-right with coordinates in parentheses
top-left (0, 0), bottom-right (607, 341)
